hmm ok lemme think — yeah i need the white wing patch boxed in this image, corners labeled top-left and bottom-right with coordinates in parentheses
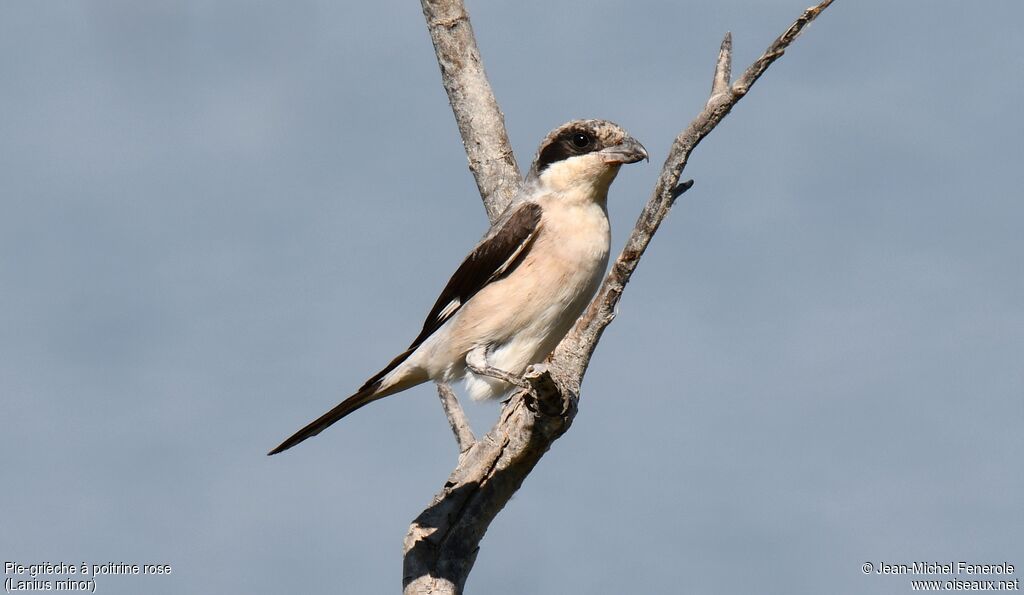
top-left (431, 221), bottom-right (542, 329)
top-left (486, 223), bottom-right (540, 283)
top-left (410, 202), bottom-right (544, 349)
top-left (437, 299), bottom-right (461, 320)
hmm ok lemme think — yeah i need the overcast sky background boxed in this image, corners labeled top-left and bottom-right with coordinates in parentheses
top-left (2, 1), bottom-right (1022, 594)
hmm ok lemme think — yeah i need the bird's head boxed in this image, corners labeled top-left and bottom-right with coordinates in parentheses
top-left (525, 119), bottom-right (647, 199)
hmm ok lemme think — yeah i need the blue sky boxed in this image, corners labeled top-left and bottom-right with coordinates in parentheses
top-left (2, 1), bottom-right (1022, 593)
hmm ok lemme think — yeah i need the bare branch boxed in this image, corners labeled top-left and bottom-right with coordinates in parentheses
top-left (436, 382), bottom-right (476, 454)
top-left (404, 367), bottom-right (569, 595)
top-left (708, 32), bottom-right (732, 104)
top-left (556, 0), bottom-right (836, 385)
top-left (673, 179), bottom-right (696, 200)
top-left (405, 2), bottom-right (837, 593)
top-left (732, 0), bottom-right (834, 96)
top-left (420, 0), bottom-right (522, 221)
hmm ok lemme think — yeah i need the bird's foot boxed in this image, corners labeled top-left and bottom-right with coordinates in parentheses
top-left (465, 360), bottom-right (531, 391)
top-left (465, 346), bottom-right (531, 392)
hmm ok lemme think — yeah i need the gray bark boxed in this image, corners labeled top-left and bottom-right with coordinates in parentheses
top-left (404, 2), bottom-right (836, 593)
top-left (435, 382), bottom-right (475, 455)
top-left (420, 0), bottom-right (521, 221)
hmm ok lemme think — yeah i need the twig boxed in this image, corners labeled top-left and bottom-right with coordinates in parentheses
top-left (732, 0), bottom-right (835, 96)
top-left (436, 382), bottom-right (476, 454)
top-left (420, 0), bottom-right (522, 221)
top-left (708, 32), bottom-right (732, 104)
top-left (404, 2), bottom-right (837, 593)
top-left (554, 1), bottom-right (835, 386)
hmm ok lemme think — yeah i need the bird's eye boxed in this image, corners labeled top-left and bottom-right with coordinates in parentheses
top-left (570, 132), bottom-right (592, 149)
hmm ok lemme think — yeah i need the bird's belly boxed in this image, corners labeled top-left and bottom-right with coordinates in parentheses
top-left (483, 225), bottom-right (605, 344)
top-left (445, 207), bottom-right (609, 397)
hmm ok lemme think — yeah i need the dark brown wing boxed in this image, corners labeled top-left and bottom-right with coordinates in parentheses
top-left (409, 201), bottom-right (543, 349)
top-left (266, 202), bottom-right (543, 456)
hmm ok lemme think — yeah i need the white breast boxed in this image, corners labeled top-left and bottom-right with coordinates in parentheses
top-left (458, 197), bottom-right (610, 399)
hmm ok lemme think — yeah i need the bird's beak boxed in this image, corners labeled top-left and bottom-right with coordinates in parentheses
top-left (599, 136), bottom-right (648, 165)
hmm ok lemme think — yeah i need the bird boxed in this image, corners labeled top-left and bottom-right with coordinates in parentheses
top-left (268, 119), bottom-right (647, 455)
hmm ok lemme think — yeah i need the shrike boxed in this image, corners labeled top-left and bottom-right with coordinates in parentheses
top-left (269, 119), bottom-right (647, 455)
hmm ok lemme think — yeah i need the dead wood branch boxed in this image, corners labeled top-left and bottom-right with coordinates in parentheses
top-left (436, 382), bottom-right (476, 454)
top-left (404, 2), bottom-right (836, 593)
top-left (420, 0), bottom-right (521, 221)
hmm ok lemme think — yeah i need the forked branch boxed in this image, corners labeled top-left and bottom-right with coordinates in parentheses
top-left (404, 2), bottom-right (836, 594)
top-left (556, 0), bottom-right (835, 383)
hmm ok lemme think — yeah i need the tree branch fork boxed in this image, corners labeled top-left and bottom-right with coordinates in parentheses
top-left (404, 2), bottom-right (835, 593)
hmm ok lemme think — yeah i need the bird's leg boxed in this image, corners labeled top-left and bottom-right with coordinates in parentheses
top-left (465, 346), bottom-right (531, 391)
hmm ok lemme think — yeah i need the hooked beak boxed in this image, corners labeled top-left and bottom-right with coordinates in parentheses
top-left (599, 136), bottom-right (648, 165)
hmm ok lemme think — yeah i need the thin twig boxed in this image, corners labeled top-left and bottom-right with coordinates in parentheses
top-left (420, 0), bottom-right (522, 221)
top-left (708, 32), bottom-right (732, 103)
top-left (732, 0), bottom-right (834, 96)
top-left (436, 382), bottom-right (476, 453)
top-left (554, 0), bottom-right (835, 387)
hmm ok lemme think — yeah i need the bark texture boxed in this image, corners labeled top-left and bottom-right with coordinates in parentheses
top-left (404, 2), bottom-right (836, 593)
top-left (435, 382), bottom-right (475, 455)
top-left (420, 0), bottom-right (521, 221)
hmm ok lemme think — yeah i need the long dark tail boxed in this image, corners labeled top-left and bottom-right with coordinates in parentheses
top-left (267, 385), bottom-right (382, 455)
top-left (267, 348), bottom-right (421, 455)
